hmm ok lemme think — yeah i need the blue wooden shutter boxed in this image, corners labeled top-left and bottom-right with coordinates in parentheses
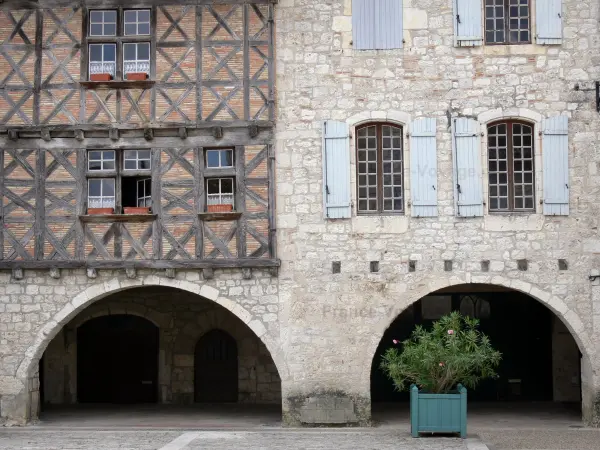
top-left (410, 118), bottom-right (437, 217)
top-left (452, 118), bottom-right (483, 217)
top-left (536, 0), bottom-right (563, 45)
top-left (453, 0), bottom-right (483, 47)
top-left (323, 120), bottom-right (351, 219)
top-left (353, 0), bottom-right (402, 50)
top-left (542, 116), bottom-right (569, 215)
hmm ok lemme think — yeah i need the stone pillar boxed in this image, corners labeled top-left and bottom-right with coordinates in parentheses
top-left (552, 316), bottom-right (581, 402)
top-left (584, 274), bottom-right (600, 426)
top-left (0, 377), bottom-right (29, 425)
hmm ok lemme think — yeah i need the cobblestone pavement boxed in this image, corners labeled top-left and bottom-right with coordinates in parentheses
top-left (479, 429), bottom-right (600, 450)
top-left (0, 429), bottom-right (477, 450)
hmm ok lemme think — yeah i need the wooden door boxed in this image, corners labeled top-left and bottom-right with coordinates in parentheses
top-left (195, 330), bottom-right (238, 403)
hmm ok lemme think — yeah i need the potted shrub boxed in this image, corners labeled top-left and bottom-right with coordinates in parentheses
top-left (89, 73), bottom-right (112, 82)
top-left (380, 311), bottom-right (501, 438)
top-left (207, 204), bottom-right (233, 213)
top-left (123, 206), bottom-right (151, 214)
top-left (87, 207), bottom-right (114, 215)
top-left (126, 72), bottom-right (149, 81)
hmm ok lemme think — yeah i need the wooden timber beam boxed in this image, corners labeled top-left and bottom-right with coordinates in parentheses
top-left (0, 0), bottom-right (278, 10)
top-left (0, 258), bottom-right (281, 270)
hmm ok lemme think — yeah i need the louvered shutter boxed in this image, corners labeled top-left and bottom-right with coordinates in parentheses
top-left (452, 118), bottom-right (483, 217)
top-left (536, 0), bottom-right (563, 45)
top-left (352, 0), bottom-right (403, 50)
top-left (453, 0), bottom-right (483, 47)
top-left (323, 120), bottom-right (351, 219)
top-left (410, 118), bottom-right (438, 217)
top-left (542, 116), bottom-right (569, 215)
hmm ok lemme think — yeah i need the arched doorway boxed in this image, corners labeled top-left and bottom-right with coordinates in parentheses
top-left (77, 314), bottom-right (159, 403)
top-left (371, 284), bottom-right (582, 411)
top-left (195, 329), bottom-right (238, 403)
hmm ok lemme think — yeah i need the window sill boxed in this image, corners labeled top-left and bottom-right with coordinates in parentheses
top-left (198, 212), bottom-right (242, 221)
top-left (79, 80), bottom-right (155, 89)
top-left (79, 213), bottom-right (157, 223)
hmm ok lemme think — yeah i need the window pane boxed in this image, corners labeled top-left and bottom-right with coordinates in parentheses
top-left (221, 150), bottom-right (233, 167)
top-left (137, 43), bottom-right (150, 60)
top-left (124, 160), bottom-right (136, 170)
top-left (104, 44), bottom-right (116, 61)
top-left (207, 179), bottom-right (219, 193)
top-left (124, 10), bottom-right (136, 22)
top-left (104, 10), bottom-right (117, 23)
top-left (139, 150), bottom-right (151, 159)
top-left (124, 43), bottom-right (136, 60)
top-left (90, 24), bottom-right (103, 36)
top-left (206, 151), bottom-right (220, 168)
top-left (102, 179), bottom-right (115, 196)
top-left (139, 160), bottom-right (150, 170)
top-left (104, 160), bottom-right (115, 170)
top-left (125, 24), bottom-right (137, 36)
top-left (138, 24), bottom-right (150, 35)
top-left (89, 179), bottom-right (101, 196)
top-left (139, 10), bottom-right (150, 22)
top-left (104, 24), bottom-right (116, 36)
top-left (221, 178), bottom-right (234, 193)
top-left (89, 44), bottom-right (102, 61)
top-left (90, 11), bottom-right (103, 22)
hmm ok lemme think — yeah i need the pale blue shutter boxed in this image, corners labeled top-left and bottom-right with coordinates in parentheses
top-left (323, 120), bottom-right (351, 219)
top-left (453, 0), bottom-right (483, 47)
top-left (353, 0), bottom-right (403, 50)
top-left (536, 0), bottom-right (563, 45)
top-left (410, 118), bottom-right (437, 217)
top-left (542, 116), bottom-right (569, 215)
top-left (452, 118), bottom-right (483, 217)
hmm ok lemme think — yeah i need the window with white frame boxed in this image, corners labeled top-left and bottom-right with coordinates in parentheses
top-left (88, 178), bottom-right (116, 209)
top-left (206, 178), bottom-right (234, 208)
top-left (137, 178), bottom-right (152, 207)
top-left (87, 9), bottom-right (152, 81)
top-left (86, 149), bottom-right (152, 213)
top-left (206, 149), bottom-right (234, 168)
top-left (124, 149), bottom-right (151, 170)
top-left (485, 0), bottom-right (530, 44)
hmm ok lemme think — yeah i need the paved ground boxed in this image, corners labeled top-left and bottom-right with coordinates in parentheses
top-left (0, 429), bottom-right (478, 450)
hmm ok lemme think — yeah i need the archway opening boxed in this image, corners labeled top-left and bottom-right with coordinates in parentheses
top-left (195, 329), bottom-right (238, 403)
top-left (77, 315), bottom-right (159, 404)
top-left (35, 285), bottom-right (282, 426)
top-left (371, 284), bottom-right (583, 426)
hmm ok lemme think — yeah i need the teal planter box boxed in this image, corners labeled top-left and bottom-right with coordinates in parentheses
top-left (410, 384), bottom-right (467, 438)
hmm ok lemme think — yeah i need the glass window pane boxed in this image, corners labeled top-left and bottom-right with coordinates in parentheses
top-left (139, 160), bottom-right (150, 170)
top-left (90, 11), bottom-right (103, 23)
top-left (206, 151), bottom-right (220, 168)
top-left (124, 160), bottom-right (136, 170)
top-left (207, 179), bottom-right (219, 193)
top-left (139, 10), bottom-right (150, 22)
top-left (221, 179), bottom-right (234, 192)
top-left (138, 24), bottom-right (150, 35)
top-left (105, 10), bottom-right (117, 23)
top-left (125, 24), bottom-right (137, 36)
top-left (89, 180), bottom-right (101, 196)
top-left (104, 160), bottom-right (115, 170)
top-left (221, 150), bottom-right (233, 167)
top-left (104, 24), bottom-right (116, 36)
top-left (137, 43), bottom-right (150, 60)
top-left (102, 179), bottom-right (115, 196)
top-left (104, 44), bottom-right (116, 61)
top-left (124, 44), bottom-right (136, 60)
top-left (89, 151), bottom-right (101, 160)
top-left (90, 24), bottom-right (103, 36)
top-left (89, 161), bottom-right (101, 171)
top-left (124, 10), bottom-right (136, 23)
top-left (139, 150), bottom-right (151, 159)
top-left (89, 44), bottom-right (102, 61)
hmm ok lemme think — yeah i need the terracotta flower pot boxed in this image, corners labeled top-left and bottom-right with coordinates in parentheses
top-left (207, 204), bottom-right (233, 213)
top-left (123, 206), bottom-right (151, 214)
top-left (126, 72), bottom-right (149, 81)
top-left (87, 207), bottom-right (114, 215)
top-left (90, 73), bottom-right (112, 82)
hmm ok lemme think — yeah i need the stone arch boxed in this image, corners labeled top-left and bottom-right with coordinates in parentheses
top-left (361, 276), bottom-right (593, 389)
top-left (69, 301), bottom-right (170, 330)
top-left (17, 275), bottom-right (288, 387)
top-left (347, 110), bottom-right (411, 130)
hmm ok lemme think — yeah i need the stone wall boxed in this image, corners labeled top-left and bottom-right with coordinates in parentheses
top-left (41, 287), bottom-right (281, 406)
top-left (552, 316), bottom-right (582, 403)
top-left (274, 0), bottom-right (600, 425)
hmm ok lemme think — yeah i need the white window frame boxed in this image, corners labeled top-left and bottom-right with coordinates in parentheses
top-left (88, 150), bottom-right (116, 171)
top-left (123, 42), bottom-right (151, 76)
top-left (206, 149), bottom-right (234, 169)
top-left (124, 9), bottom-right (151, 36)
top-left (206, 177), bottom-right (235, 207)
top-left (136, 178), bottom-right (152, 207)
top-left (89, 10), bottom-right (117, 37)
top-left (89, 43), bottom-right (116, 78)
top-left (88, 178), bottom-right (116, 209)
top-left (124, 150), bottom-right (151, 170)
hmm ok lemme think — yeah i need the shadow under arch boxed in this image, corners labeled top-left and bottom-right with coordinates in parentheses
top-left (18, 276), bottom-right (288, 394)
top-left (361, 277), bottom-right (592, 389)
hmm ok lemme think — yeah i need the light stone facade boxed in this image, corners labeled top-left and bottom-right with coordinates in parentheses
top-left (2, 0), bottom-right (600, 428)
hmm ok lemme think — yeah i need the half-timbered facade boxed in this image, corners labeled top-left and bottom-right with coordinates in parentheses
top-left (0, 0), bottom-right (276, 273)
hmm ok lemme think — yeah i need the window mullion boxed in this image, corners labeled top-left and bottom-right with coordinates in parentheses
top-left (507, 122), bottom-right (514, 211)
top-left (377, 125), bottom-right (383, 213)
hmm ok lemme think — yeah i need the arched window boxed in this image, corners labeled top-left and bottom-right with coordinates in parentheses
top-left (487, 120), bottom-right (535, 212)
top-left (356, 123), bottom-right (404, 214)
